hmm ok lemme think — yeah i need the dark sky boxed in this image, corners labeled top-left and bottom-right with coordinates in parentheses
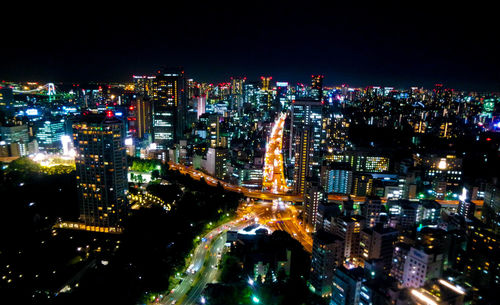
top-left (1, 2), bottom-right (499, 91)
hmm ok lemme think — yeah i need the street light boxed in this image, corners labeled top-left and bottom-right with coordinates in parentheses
top-left (252, 296), bottom-right (260, 303)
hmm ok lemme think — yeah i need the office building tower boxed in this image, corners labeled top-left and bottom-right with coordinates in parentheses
top-left (310, 230), bottom-right (344, 297)
top-left (290, 99), bottom-right (323, 165)
top-left (132, 95), bottom-right (152, 140)
top-left (276, 81), bottom-right (288, 110)
top-left (260, 76), bottom-right (272, 91)
top-left (322, 112), bottom-right (350, 154)
top-left (303, 180), bottom-right (326, 231)
top-left (35, 119), bottom-right (65, 153)
top-left (207, 115), bottom-right (227, 148)
top-left (196, 95), bottom-right (206, 119)
top-left (72, 113), bottom-right (128, 230)
top-left (0, 125), bottom-right (29, 144)
top-left (293, 126), bottom-right (314, 195)
top-left (320, 161), bottom-right (353, 194)
top-left (327, 150), bottom-right (390, 173)
top-left (311, 74), bottom-right (324, 101)
top-left (133, 75), bottom-right (155, 96)
top-left (151, 67), bottom-right (186, 148)
top-left (230, 76), bottom-right (245, 112)
top-left (420, 154), bottom-right (462, 198)
top-left (203, 147), bottom-right (228, 180)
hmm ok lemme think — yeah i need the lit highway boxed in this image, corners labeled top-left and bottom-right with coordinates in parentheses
top-left (160, 216), bottom-right (252, 305)
top-left (262, 113), bottom-right (289, 193)
top-left (239, 200), bottom-right (313, 253)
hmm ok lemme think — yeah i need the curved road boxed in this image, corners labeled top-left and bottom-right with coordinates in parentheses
top-left (160, 217), bottom-right (251, 305)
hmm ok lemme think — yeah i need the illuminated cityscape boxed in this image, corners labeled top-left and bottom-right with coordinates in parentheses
top-left (0, 3), bottom-right (499, 305)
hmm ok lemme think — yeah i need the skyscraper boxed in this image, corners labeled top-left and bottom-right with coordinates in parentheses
top-left (290, 99), bottom-right (323, 159)
top-left (132, 95), bottom-right (152, 140)
top-left (293, 126), bottom-right (314, 195)
top-left (151, 67), bottom-right (186, 149)
top-left (73, 112), bottom-right (128, 230)
top-left (311, 74), bottom-right (324, 101)
top-left (35, 119), bottom-right (65, 153)
top-left (303, 180), bottom-right (326, 231)
top-left (133, 75), bottom-right (155, 96)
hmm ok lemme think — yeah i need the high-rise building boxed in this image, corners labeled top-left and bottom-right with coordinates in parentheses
top-left (310, 230), bottom-right (344, 297)
top-left (35, 119), bottom-right (65, 152)
top-left (0, 125), bottom-right (29, 144)
top-left (132, 95), bottom-right (152, 140)
top-left (230, 77), bottom-right (245, 112)
top-left (311, 75), bottom-right (324, 101)
top-left (322, 112), bottom-right (350, 154)
top-left (196, 95), bottom-right (206, 119)
top-left (320, 161), bottom-right (353, 194)
top-left (151, 68), bottom-right (186, 148)
top-left (133, 75), bottom-right (155, 96)
top-left (203, 147), bottom-right (228, 180)
top-left (276, 81), bottom-right (288, 110)
top-left (327, 150), bottom-right (390, 173)
top-left (420, 154), bottom-right (463, 198)
top-left (290, 99), bottom-right (323, 165)
top-left (303, 180), bottom-right (326, 231)
top-left (207, 115), bottom-right (227, 148)
top-left (293, 126), bottom-right (314, 195)
top-left (72, 113), bottom-right (128, 230)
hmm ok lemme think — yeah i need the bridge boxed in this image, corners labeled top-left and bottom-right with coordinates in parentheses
top-left (12, 83), bottom-right (56, 95)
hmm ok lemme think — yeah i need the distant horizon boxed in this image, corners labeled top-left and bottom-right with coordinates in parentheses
top-left (2, 75), bottom-right (498, 93)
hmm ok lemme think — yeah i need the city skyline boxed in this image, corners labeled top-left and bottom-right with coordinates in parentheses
top-left (1, 3), bottom-right (499, 305)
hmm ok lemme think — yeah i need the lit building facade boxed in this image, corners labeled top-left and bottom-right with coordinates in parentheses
top-left (72, 113), bottom-right (128, 230)
top-left (151, 68), bottom-right (186, 148)
top-left (310, 230), bottom-right (344, 297)
top-left (35, 119), bottom-right (65, 152)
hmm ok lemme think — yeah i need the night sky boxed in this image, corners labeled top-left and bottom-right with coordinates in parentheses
top-left (1, 2), bottom-right (498, 91)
